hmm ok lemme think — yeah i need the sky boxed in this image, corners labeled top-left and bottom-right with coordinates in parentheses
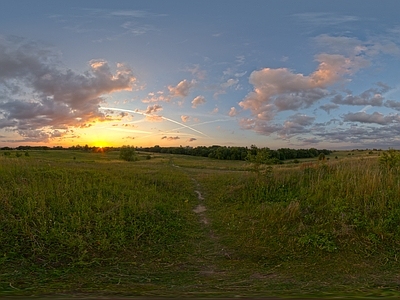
top-left (1, 1), bottom-right (400, 149)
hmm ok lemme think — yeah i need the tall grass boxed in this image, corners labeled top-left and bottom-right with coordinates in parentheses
top-left (0, 155), bottom-right (198, 268)
top-left (2, 151), bottom-right (400, 296)
top-left (200, 158), bottom-right (400, 264)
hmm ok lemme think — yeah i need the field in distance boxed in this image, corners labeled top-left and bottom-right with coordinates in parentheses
top-left (0, 148), bottom-right (399, 298)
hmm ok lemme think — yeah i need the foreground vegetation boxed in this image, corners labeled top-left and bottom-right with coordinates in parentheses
top-left (0, 149), bottom-right (399, 298)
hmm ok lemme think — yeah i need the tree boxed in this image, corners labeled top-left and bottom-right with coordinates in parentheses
top-left (119, 145), bottom-right (138, 162)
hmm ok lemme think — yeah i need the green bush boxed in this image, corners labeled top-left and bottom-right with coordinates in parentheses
top-left (379, 148), bottom-right (400, 169)
top-left (119, 145), bottom-right (138, 161)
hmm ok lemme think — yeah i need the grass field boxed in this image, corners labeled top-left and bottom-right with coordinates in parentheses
top-left (1, 149), bottom-right (399, 298)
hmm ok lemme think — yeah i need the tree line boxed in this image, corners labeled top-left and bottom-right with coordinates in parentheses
top-left (140, 145), bottom-right (332, 164)
top-left (1, 144), bottom-right (333, 164)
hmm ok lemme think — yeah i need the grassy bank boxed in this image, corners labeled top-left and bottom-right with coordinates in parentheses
top-left (0, 150), bottom-right (399, 298)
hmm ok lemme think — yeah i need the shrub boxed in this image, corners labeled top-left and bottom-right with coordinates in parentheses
top-left (379, 148), bottom-right (400, 170)
top-left (119, 145), bottom-right (138, 162)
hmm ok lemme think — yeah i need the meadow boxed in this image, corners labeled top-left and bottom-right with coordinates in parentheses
top-left (0, 148), bottom-right (399, 298)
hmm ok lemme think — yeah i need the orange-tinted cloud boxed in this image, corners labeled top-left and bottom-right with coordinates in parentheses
top-left (0, 38), bottom-right (136, 142)
top-left (228, 107), bottom-right (237, 117)
top-left (168, 79), bottom-right (194, 97)
top-left (239, 53), bottom-right (368, 119)
top-left (191, 95), bottom-right (206, 108)
top-left (145, 104), bottom-right (163, 114)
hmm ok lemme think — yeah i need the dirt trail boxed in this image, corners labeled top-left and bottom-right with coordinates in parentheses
top-left (171, 163), bottom-right (233, 264)
top-left (192, 180), bottom-right (209, 225)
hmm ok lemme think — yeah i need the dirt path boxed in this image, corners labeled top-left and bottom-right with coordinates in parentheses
top-left (192, 180), bottom-right (209, 225)
top-left (172, 163), bottom-right (234, 267)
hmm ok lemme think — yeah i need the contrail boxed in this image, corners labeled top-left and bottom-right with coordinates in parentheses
top-left (129, 118), bottom-right (231, 141)
top-left (100, 107), bottom-right (208, 137)
top-left (158, 119), bottom-right (230, 136)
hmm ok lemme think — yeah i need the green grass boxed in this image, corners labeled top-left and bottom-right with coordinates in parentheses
top-left (1, 149), bottom-right (400, 298)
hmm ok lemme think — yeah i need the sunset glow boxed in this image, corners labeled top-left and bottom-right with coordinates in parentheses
top-left (1, 1), bottom-right (400, 149)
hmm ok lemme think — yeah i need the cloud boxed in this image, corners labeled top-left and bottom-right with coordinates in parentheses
top-left (287, 113), bottom-right (315, 126)
top-left (188, 138), bottom-right (197, 142)
top-left (214, 78), bottom-right (240, 98)
top-left (314, 34), bottom-right (367, 56)
top-left (191, 95), bottom-right (206, 108)
top-left (297, 137), bottom-right (321, 144)
top-left (343, 111), bottom-right (400, 125)
top-left (320, 103), bottom-right (339, 114)
top-left (187, 64), bottom-right (207, 80)
top-left (145, 115), bottom-right (163, 122)
top-left (239, 118), bottom-right (283, 135)
top-left (228, 107), bottom-right (238, 117)
top-left (181, 115), bottom-right (189, 123)
top-left (142, 91), bottom-right (170, 103)
top-left (161, 136), bottom-right (180, 140)
top-left (121, 22), bottom-right (156, 36)
top-left (221, 78), bottom-right (239, 89)
top-left (385, 100), bottom-right (400, 110)
top-left (315, 124), bottom-right (400, 148)
top-left (332, 84), bottom-right (390, 106)
top-left (279, 113), bottom-right (315, 138)
top-left (168, 79), bottom-right (194, 97)
top-left (110, 10), bottom-right (167, 18)
top-left (238, 47), bottom-right (373, 136)
top-left (0, 37), bottom-right (136, 142)
top-left (294, 13), bottom-right (359, 26)
top-left (145, 104), bottom-right (163, 114)
top-left (241, 56), bottom-right (348, 107)
top-left (315, 34), bottom-right (400, 58)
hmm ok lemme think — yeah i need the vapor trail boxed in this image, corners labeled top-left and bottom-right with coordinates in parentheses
top-left (100, 107), bottom-right (208, 137)
top-left (159, 119), bottom-right (230, 135)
